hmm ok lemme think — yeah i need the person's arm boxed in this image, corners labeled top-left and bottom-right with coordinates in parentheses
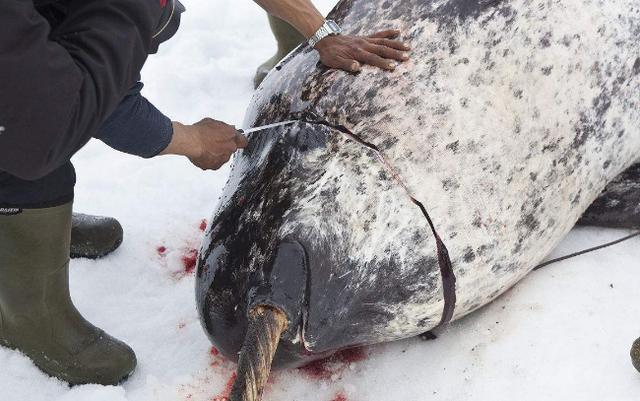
top-left (96, 82), bottom-right (247, 171)
top-left (253, 0), bottom-right (411, 72)
top-left (96, 82), bottom-right (175, 159)
top-left (160, 119), bottom-right (248, 171)
top-left (0, 0), bottom-right (163, 180)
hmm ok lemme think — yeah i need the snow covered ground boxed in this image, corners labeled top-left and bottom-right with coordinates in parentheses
top-left (2, 1), bottom-right (639, 400)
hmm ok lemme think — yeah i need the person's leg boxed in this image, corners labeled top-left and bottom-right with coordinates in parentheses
top-left (0, 163), bottom-right (123, 258)
top-left (254, 15), bottom-right (305, 89)
top-left (0, 164), bottom-right (136, 385)
top-left (71, 213), bottom-right (123, 259)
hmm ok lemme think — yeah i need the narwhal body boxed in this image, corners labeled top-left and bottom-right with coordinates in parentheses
top-left (196, 0), bottom-right (640, 374)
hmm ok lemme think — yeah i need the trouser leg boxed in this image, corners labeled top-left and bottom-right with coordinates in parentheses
top-left (0, 161), bottom-right (76, 209)
top-left (254, 15), bottom-right (305, 89)
top-left (0, 201), bottom-right (136, 385)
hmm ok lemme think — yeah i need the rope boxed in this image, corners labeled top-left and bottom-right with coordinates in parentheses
top-left (534, 230), bottom-right (640, 270)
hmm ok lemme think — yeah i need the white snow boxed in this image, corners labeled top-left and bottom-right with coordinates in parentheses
top-left (1, 1), bottom-right (639, 400)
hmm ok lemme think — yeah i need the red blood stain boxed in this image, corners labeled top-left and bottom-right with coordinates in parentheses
top-left (331, 393), bottom-right (348, 401)
top-left (262, 370), bottom-right (282, 393)
top-left (161, 219), bottom-right (209, 278)
top-left (300, 358), bottom-right (332, 380)
top-left (209, 346), bottom-right (230, 368)
top-left (336, 347), bottom-right (367, 363)
top-left (266, 374), bottom-right (277, 385)
top-left (299, 347), bottom-right (367, 380)
top-left (211, 372), bottom-right (237, 401)
top-left (181, 248), bottom-right (199, 274)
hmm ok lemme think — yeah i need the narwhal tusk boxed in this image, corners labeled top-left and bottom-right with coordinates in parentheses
top-left (230, 305), bottom-right (288, 401)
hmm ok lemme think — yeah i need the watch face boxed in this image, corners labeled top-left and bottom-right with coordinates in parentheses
top-left (327, 20), bottom-right (342, 34)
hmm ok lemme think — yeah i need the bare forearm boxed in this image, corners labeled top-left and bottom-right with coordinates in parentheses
top-left (253, 0), bottom-right (324, 38)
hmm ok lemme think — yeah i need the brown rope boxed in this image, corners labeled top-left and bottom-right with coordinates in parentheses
top-left (229, 305), bottom-right (288, 401)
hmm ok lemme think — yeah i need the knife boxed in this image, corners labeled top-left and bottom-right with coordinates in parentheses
top-left (238, 120), bottom-right (298, 135)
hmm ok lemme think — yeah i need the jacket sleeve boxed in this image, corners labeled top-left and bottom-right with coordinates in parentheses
top-left (0, 0), bottom-right (163, 180)
top-left (96, 82), bottom-right (174, 158)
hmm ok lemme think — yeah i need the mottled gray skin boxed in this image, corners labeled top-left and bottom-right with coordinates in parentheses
top-left (198, 0), bottom-right (640, 367)
top-left (197, 122), bottom-right (438, 364)
top-left (247, 0), bottom-right (640, 327)
top-left (580, 162), bottom-right (640, 228)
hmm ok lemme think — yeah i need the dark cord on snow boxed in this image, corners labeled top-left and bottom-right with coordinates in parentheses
top-left (534, 230), bottom-right (640, 270)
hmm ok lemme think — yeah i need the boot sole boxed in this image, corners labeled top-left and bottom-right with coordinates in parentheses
top-left (70, 238), bottom-right (123, 260)
top-left (0, 340), bottom-right (135, 386)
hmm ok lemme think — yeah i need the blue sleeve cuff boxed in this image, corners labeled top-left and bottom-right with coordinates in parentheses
top-left (96, 82), bottom-right (174, 158)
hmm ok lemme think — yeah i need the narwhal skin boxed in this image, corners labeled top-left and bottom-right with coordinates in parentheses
top-left (196, 0), bottom-right (640, 382)
top-left (580, 162), bottom-right (640, 228)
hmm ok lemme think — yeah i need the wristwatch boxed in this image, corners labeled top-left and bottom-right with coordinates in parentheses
top-left (308, 20), bottom-right (343, 48)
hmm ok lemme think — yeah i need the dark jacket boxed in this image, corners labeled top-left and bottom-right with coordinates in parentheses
top-left (0, 0), bottom-right (167, 180)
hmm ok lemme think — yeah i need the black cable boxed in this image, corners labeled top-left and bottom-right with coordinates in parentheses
top-left (534, 230), bottom-right (640, 270)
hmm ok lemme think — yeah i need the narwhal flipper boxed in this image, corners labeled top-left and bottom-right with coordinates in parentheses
top-left (578, 162), bottom-right (640, 229)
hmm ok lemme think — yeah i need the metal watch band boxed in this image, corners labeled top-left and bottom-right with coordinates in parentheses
top-left (308, 20), bottom-right (342, 48)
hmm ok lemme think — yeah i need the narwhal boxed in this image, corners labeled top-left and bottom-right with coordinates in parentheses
top-left (196, 1), bottom-right (640, 400)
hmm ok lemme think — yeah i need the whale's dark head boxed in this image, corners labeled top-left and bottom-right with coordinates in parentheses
top-left (196, 121), bottom-right (444, 370)
top-left (196, 122), bottom-right (323, 369)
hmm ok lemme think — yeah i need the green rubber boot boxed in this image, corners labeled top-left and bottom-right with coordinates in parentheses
top-left (71, 213), bottom-right (123, 260)
top-left (254, 15), bottom-right (305, 89)
top-left (0, 203), bottom-right (137, 385)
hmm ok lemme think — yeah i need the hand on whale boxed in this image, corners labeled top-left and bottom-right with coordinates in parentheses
top-left (161, 118), bottom-right (248, 170)
top-left (254, 0), bottom-right (410, 73)
top-left (315, 29), bottom-right (411, 72)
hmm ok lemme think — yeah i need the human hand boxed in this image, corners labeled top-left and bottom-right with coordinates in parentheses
top-left (162, 118), bottom-right (248, 170)
top-left (314, 29), bottom-right (410, 72)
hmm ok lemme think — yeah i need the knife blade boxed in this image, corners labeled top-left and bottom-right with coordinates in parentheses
top-left (238, 120), bottom-right (298, 135)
